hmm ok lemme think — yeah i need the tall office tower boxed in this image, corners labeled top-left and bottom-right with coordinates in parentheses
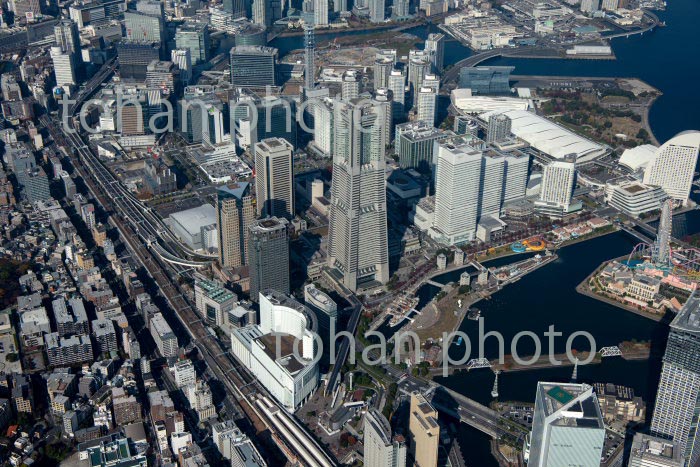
top-left (388, 69), bottom-right (406, 119)
top-left (229, 46), bottom-right (278, 87)
top-left (50, 47), bottom-right (76, 87)
top-left (416, 88), bottom-right (436, 126)
top-left (502, 153), bottom-right (530, 205)
top-left (601, 0), bottom-right (619, 10)
top-left (653, 199), bottom-right (672, 267)
top-left (125, 10), bottom-right (164, 45)
top-left (327, 100), bottom-right (390, 291)
top-left (430, 141), bottom-right (483, 244)
top-left (254, 138), bottom-right (295, 218)
top-left (422, 73), bottom-right (439, 92)
top-left (176, 24), bottom-right (210, 64)
top-left (304, 283), bottom-right (337, 364)
top-left (408, 51), bottom-right (430, 107)
top-left (117, 42), bottom-right (160, 80)
top-left (54, 19), bottom-right (80, 56)
top-left (204, 104), bottom-right (225, 145)
top-left (627, 433), bottom-right (684, 467)
top-left (303, 2), bottom-right (316, 89)
top-left (171, 49), bottom-right (192, 85)
top-left (146, 60), bottom-right (176, 94)
top-left (408, 393), bottom-right (439, 467)
top-left (459, 66), bottom-right (514, 94)
top-left (580, 0), bottom-right (600, 13)
top-left (395, 121), bottom-right (444, 172)
top-left (534, 158), bottom-right (577, 218)
top-left (216, 183), bottom-right (256, 268)
top-left (248, 217), bottom-right (290, 301)
top-left (479, 153), bottom-right (505, 218)
top-left (369, 0), bottom-right (385, 22)
top-left (314, 0), bottom-right (329, 26)
top-left (527, 382), bottom-right (605, 467)
top-left (487, 113), bottom-right (512, 143)
top-left (252, 0), bottom-right (271, 27)
top-left (424, 33), bottom-right (445, 73)
top-left (393, 0), bottom-right (409, 17)
top-left (341, 70), bottom-right (360, 101)
top-left (223, 0), bottom-right (247, 18)
top-left (364, 409), bottom-right (407, 467)
top-left (651, 291), bottom-right (700, 466)
top-left (643, 131), bottom-right (700, 203)
top-left (374, 54), bottom-right (394, 89)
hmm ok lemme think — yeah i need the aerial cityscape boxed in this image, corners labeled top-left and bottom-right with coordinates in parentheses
top-left (0, 0), bottom-right (697, 465)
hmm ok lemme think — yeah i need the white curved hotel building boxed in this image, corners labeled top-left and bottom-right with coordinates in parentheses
top-left (230, 290), bottom-right (319, 411)
top-left (643, 131), bottom-right (700, 203)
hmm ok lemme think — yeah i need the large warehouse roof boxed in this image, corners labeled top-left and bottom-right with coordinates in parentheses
top-left (480, 109), bottom-right (608, 162)
top-left (169, 204), bottom-right (217, 236)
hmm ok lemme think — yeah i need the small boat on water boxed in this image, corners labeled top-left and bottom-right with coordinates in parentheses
top-left (388, 295), bottom-right (419, 327)
top-left (456, 336), bottom-right (464, 346)
top-left (467, 308), bottom-right (481, 320)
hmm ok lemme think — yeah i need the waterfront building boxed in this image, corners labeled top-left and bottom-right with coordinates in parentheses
top-left (527, 382), bottom-right (605, 467)
top-left (604, 179), bottom-right (667, 218)
top-left (650, 290), bottom-right (700, 466)
top-left (216, 183), bottom-right (256, 268)
top-left (642, 131), bottom-right (700, 204)
top-left (229, 46), bottom-right (278, 88)
top-left (580, 0), bottom-right (600, 13)
top-left (424, 33), bottom-right (445, 72)
top-left (628, 433), bottom-right (684, 467)
top-left (535, 158), bottom-right (580, 218)
top-left (389, 69), bottom-right (407, 119)
top-left (175, 23), bottom-right (210, 64)
top-left (593, 383), bottom-right (646, 425)
top-left (458, 66), bottom-right (514, 94)
top-left (429, 140), bottom-right (483, 244)
top-left (503, 153), bottom-right (530, 206)
top-left (364, 408), bottom-right (407, 467)
top-left (327, 99), bottom-right (389, 292)
top-left (248, 217), bottom-right (290, 301)
top-left (395, 121), bottom-right (445, 173)
top-left (254, 138), bottom-right (295, 219)
top-left (487, 113), bottom-right (512, 143)
top-left (230, 291), bottom-right (318, 410)
top-left (195, 278), bottom-right (237, 327)
top-left (408, 392), bottom-right (439, 467)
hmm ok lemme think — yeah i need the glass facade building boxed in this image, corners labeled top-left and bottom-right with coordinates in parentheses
top-left (458, 66), bottom-right (514, 95)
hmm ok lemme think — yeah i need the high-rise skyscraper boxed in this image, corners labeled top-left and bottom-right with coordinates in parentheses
top-left (369, 0), bottom-right (385, 22)
top-left (395, 121), bottom-right (445, 172)
top-left (653, 199), bottom-right (672, 267)
top-left (643, 131), bottom-right (700, 204)
top-left (248, 217), bottom-right (290, 301)
top-left (125, 9), bottom-right (164, 45)
top-left (171, 49), bottom-right (192, 85)
top-left (50, 47), bottom-right (77, 88)
top-left (223, 0), bottom-right (247, 19)
top-left (175, 24), bottom-right (210, 64)
top-left (333, 0), bottom-right (347, 12)
top-left (54, 19), bottom-right (80, 56)
top-left (534, 158), bottom-right (578, 218)
top-left (327, 100), bottom-right (389, 292)
top-left (229, 46), bottom-right (278, 87)
top-left (388, 69), bottom-right (406, 119)
top-left (408, 50), bottom-right (430, 107)
top-left (424, 33), bottom-right (445, 73)
top-left (363, 409), bottom-right (407, 467)
top-left (416, 87), bottom-right (436, 126)
top-left (303, 0), bottom-right (315, 90)
top-left (252, 0), bottom-right (271, 27)
top-left (374, 53), bottom-right (394, 89)
top-left (254, 137), bottom-right (295, 219)
top-left (393, 0), bottom-right (409, 17)
top-left (314, 0), bottom-right (329, 26)
top-left (341, 70), bottom-right (360, 101)
top-left (650, 291), bottom-right (700, 466)
top-left (408, 392), bottom-right (439, 467)
top-left (527, 382), bottom-right (605, 467)
top-left (487, 113), bottom-right (512, 144)
top-left (216, 183), bottom-right (256, 268)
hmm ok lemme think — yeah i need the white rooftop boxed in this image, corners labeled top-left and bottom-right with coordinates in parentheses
top-left (619, 144), bottom-right (657, 171)
top-left (480, 109), bottom-right (608, 162)
top-left (169, 204), bottom-right (217, 236)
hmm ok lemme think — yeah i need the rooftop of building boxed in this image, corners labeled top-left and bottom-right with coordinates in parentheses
top-left (169, 204), bottom-right (217, 235)
top-left (217, 181), bottom-right (250, 200)
top-left (671, 289), bottom-right (700, 334)
top-left (230, 45), bottom-right (278, 55)
top-left (254, 333), bottom-right (306, 374)
top-left (537, 382), bottom-right (604, 430)
top-left (195, 278), bottom-right (236, 303)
